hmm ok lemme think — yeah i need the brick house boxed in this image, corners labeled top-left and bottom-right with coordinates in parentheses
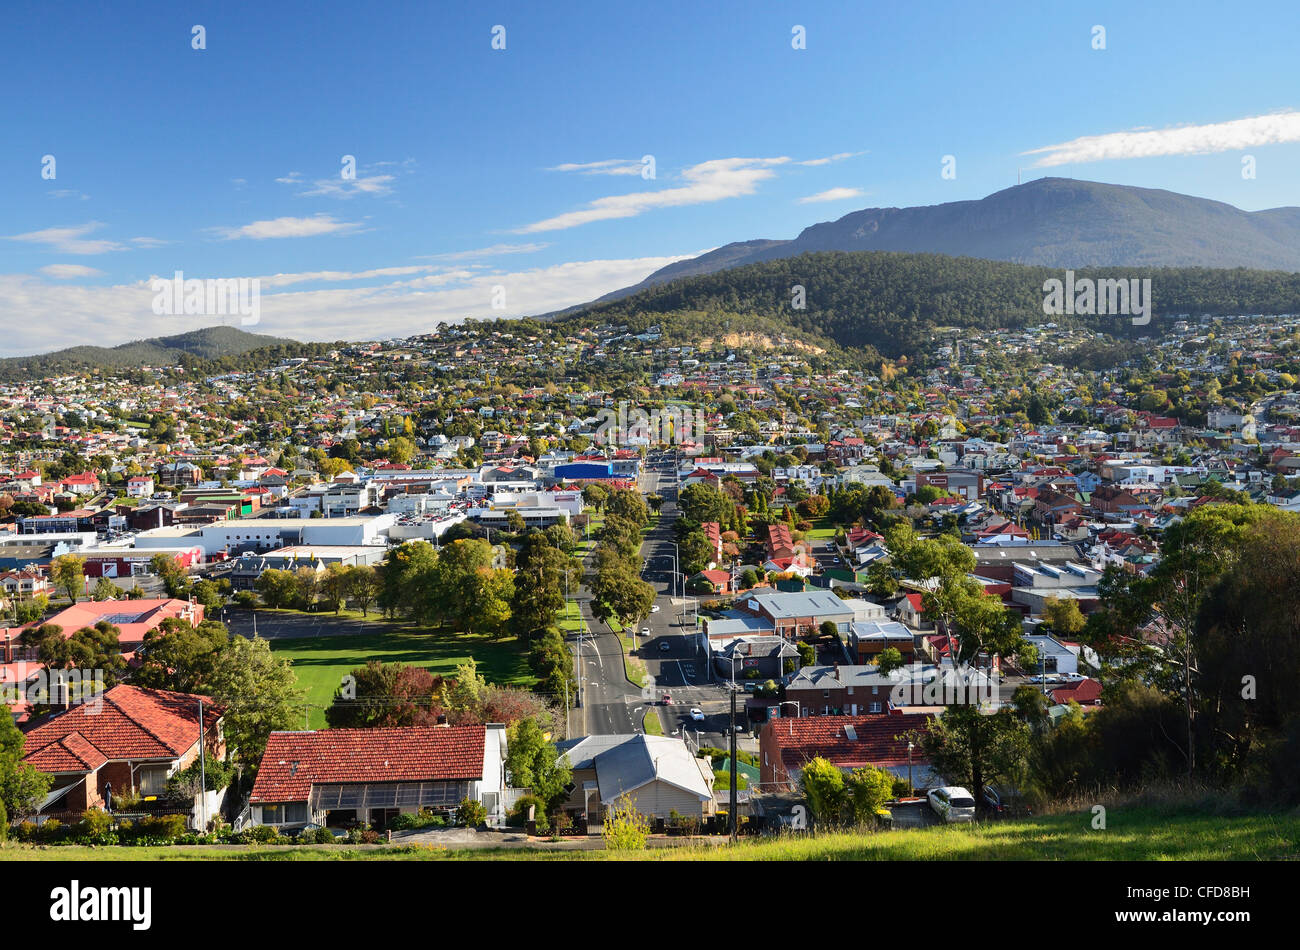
top-left (22, 685), bottom-right (225, 815)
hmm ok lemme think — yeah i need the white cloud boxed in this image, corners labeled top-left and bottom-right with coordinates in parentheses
top-left (419, 242), bottom-right (549, 261)
top-left (798, 187), bottom-right (864, 203)
top-left (798, 151), bottom-right (863, 166)
top-left (298, 174), bottom-right (396, 198)
top-left (47, 189), bottom-right (90, 200)
top-left (516, 157), bottom-right (791, 233)
top-left (5, 221), bottom-right (124, 255)
top-left (130, 237), bottom-right (168, 248)
top-left (1024, 110), bottom-right (1300, 167)
top-left (549, 159), bottom-right (644, 176)
top-left (0, 254), bottom-right (694, 356)
top-left (39, 264), bottom-right (103, 279)
top-left (213, 215), bottom-right (365, 240)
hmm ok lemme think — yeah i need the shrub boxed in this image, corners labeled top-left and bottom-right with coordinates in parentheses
top-left (506, 794), bottom-right (546, 828)
top-left (455, 797), bottom-right (487, 828)
top-left (74, 808), bottom-right (118, 845)
top-left (128, 814), bottom-right (188, 843)
top-left (38, 819), bottom-right (64, 843)
top-left (388, 809), bottom-right (446, 831)
top-left (310, 827), bottom-right (336, 844)
top-left (0, 798), bottom-right (6, 841)
top-left (603, 794), bottom-right (649, 851)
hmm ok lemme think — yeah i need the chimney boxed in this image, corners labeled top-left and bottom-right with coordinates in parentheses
top-left (833, 662), bottom-right (840, 681)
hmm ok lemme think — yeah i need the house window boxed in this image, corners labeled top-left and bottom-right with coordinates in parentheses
top-left (262, 802), bottom-right (309, 825)
top-left (869, 702), bottom-right (882, 713)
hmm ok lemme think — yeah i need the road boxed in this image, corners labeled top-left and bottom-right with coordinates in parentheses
top-left (569, 449), bottom-right (750, 751)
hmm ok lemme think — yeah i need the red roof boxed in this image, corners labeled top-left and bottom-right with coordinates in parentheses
top-left (765, 713), bottom-right (933, 771)
top-left (250, 725), bottom-right (488, 803)
top-left (23, 685), bottom-right (222, 774)
top-left (1050, 678), bottom-right (1103, 705)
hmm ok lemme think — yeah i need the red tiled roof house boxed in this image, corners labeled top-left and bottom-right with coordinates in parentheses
top-left (21, 684), bottom-right (225, 818)
top-left (247, 724), bottom-right (508, 830)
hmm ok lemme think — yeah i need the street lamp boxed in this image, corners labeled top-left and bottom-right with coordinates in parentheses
top-left (907, 741), bottom-right (915, 797)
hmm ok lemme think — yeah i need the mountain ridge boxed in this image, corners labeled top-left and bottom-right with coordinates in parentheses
top-left (594, 178), bottom-right (1300, 305)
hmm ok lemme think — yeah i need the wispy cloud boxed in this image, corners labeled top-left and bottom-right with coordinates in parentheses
top-left (516, 156), bottom-right (790, 233)
top-left (39, 264), bottom-right (103, 279)
top-left (419, 242), bottom-right (549, 262)
top-left (5, 221), bottom-right (124, 255)
top-left (549, 159), bottom-right (645, 176)
top-left (298, 174), bottom-right (396, 198)
top-left (1024, 110), bottom-right (1300, 167)
top-left (212, 214), bottom-right (365, 240)
top-left (47, 189), bottom-right (90, 200)
top-left (797, 151), bottom-right (863, 166)
top-left (258, 265), bottom-right (435, 289)
top-left (798, 187), bottom-right (864, 203)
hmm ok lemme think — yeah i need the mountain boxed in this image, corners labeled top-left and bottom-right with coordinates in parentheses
top-left (600, 178), bottom-right (1300, 302)
top-left (568, 250), bottom-right (1300, 359)
top-left (0, 326), bottom-right (302, 378)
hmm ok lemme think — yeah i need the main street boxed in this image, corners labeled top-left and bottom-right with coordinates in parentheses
top-left (568, 449), bottom-right (746, 750)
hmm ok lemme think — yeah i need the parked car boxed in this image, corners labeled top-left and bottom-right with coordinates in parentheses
top-left (651, 605), bottom-right (661, 613)
top-left (981, 785), bottom-right (1006, 813)
top-left (658, 641), bottom-right (671, 652)
top-left (641, 628), bottom-right (650, 637)
top-left (689, 707), bottom-right (705, 722)
top-left (927, 786), bottom-right (977, 823)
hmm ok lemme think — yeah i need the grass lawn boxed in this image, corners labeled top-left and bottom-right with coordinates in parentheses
top-left (642, 707), bottom-right (664, 735)
top-left (803, 517), bottom-right (837, 541)
top-left (272, 628), bottom-right (533, 728)
top-left (8, 804), bottom-right (1297, 861)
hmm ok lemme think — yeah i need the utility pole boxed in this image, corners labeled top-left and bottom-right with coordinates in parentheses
top-left (729, 684), bottom-right (738, 842)
top-left (198, 698), bottom-right (207, 833)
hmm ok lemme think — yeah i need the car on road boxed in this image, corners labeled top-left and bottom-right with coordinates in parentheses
top-left (689, 707), bottom-right (705, 721)
top-left (658, 641), bottom-right (671, 651)
top-left (641, 628), bottom-right (650, 637)
top-left (651, 605), bottom-right (660, 613)
top-left (927, 786), bottom-right (977, 823)
top-left (661, 693), bottom-right (673, 705)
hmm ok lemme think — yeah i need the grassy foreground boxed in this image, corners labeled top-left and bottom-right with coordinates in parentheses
top-left (5, 805), bottom-right (1297, 861)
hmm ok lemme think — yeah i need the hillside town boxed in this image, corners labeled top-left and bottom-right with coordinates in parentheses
top-left (0, 310), bottom-right (1297, 847)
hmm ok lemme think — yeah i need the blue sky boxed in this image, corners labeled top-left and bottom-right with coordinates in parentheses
top-left (4, 0), bottom-right (1300, 355)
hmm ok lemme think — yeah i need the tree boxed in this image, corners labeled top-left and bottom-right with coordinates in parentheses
top-left (0, 706), bottom-right (51, 820)
top-left (149, 552), bottom-right (189, 598)
top-left (344, 564), bottom-right (383, 617)
top-left (324, 660), bottom-right (443, 728)
top-left (90, 577), bottom-right (119, 601)
top-left (846, 765), bottom-right (895, 823)
top-left (800, 756), bottom-right (847, 827)
top-left (255, 568), bottom-right (300, 609)
top-left (134, 617), bottom-right (230, 693)
top-left (51, 554), bottom-right (86, 602)
top-left (874, 647), bottom-right (905, 676)
top-left (504, 717), bottom-right (571, 811)
top-left (204, 636), bottom-right (303, 764)
top-left (1041, 596), bottom-right (1085, 638)
top-left (511, 534), bottom-right (578, 640)
top-left (917, 705), bottom-right (1029, 808)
